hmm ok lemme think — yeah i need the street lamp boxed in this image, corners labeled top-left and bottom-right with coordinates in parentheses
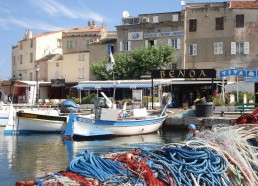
top-left (35, 64), bottom-right (40, 105)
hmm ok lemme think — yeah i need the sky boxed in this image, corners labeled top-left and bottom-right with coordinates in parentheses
top-left (0, 0), bottom-right (223, 80)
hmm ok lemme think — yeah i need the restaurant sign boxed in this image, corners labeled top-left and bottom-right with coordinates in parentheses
top-left (151, 69), bottom-right (216, 79)
top-left (51, 79), bottom-right (65, 87)
top-left (144, 31), bottom-right (184, 38)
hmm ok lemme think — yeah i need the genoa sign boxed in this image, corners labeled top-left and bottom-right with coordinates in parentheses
top-left (151, 69), bottom-right (216, 79)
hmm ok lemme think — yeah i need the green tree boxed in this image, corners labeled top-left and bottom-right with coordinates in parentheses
top-left (90, 45), bottom-right (176, 80)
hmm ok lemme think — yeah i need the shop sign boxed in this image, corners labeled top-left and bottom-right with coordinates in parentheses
top-left (151, 69), bottom-right (216, 79)
top-left (219, 69), bottom-right (257, 78)
top-left (144, 31), bottom-right (184, 38)
top-left (51, 79), bottom-right (65, 87)
top-left (128, 32), bottom-right (143, 40)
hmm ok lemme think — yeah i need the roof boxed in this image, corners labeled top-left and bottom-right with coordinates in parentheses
top-left (31, 30), bottom-right (63, 39)
top-left (37, 54), bottom-right (63, 62)
top-left (90, 38), bottom-right (117, 45)
top-left (230, 0), bottom-right (258, 9)
top-left (65, 25), bottom-right (105, 33)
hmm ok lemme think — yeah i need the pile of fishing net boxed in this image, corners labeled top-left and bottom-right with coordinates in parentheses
top-left (21, 125), bottom-right (258, 186)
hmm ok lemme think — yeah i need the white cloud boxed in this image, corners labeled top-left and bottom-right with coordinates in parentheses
top-left (29, 0), bottom-right (105, 22)
top-left (0, 17), bottom-right (64, 31)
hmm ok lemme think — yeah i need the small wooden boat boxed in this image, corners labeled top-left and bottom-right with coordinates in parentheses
top-left (64, 92), bottom-right (167, 139)
top-left (4, 100), bottom-right (79, 135)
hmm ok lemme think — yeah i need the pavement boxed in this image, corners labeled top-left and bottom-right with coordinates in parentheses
top-left (164, 107), bottom-right (242, 129)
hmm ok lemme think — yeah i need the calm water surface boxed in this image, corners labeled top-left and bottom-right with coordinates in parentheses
top-left (0, 127), bottom-right (187, 185)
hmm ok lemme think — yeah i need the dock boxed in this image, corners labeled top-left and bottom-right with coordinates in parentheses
top-left (164, 108), bottom-right (241, 129)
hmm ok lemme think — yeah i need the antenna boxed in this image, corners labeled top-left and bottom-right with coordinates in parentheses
top-left (122, 10), bottom-right (129, 18)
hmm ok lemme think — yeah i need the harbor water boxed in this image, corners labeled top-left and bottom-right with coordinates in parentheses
top-left (0, 127), bottom-right (187, 185)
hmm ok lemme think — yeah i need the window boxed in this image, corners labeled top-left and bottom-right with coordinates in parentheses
top-left (66, 40), bottom-right (73, 49)
top-left (172, 14), bottom-right (179, 22)
top-left (145, 40), bottom-right (157, 47)
top-left (86, 39), bottom-right (94, 48)
top-left (189, 44), bottom-right (197, 56)
top-left (231, 42), bottom-right (249, 55)
top-left (78, 54), bottom-right (85, 61)
top-left (189, 19), bottom-right (197, 32)
top-left (13, 56), bottom-right (15, 66)
top-left (215, 17), bottom-right (224, 30)
top-left (19, 42), bottom-right (23, 50)
top-left (120, 41), bottom-right (131, 51)
top-left (171, 63), bottom-right (178, 70)
top-left (30, 40), bottom-right (33, 48)
top-left (108, 45), bottom-right (114, 54)
top-left (56, 63), bottom-right (59, 67)
top-left (236, 14), bottom-right (244, 28)
top-left (122, 17), bottom-right (140, 25)
top-left (78, 68), bottom-right (84, 79)
top-left (30, 72), bottom-right (33, 81)
top-left (57, 39), bottom-right (62, 48)
top-left (214, 42), bottom-right (223, 54)
top-left (30, 53), bottom-right (33, 63)
top-left (20, 55), bottom-right (23, 64)
top-left (168, 38), bottom-right (181, 49)
top-left (153, 16), bottom-right (159, 23)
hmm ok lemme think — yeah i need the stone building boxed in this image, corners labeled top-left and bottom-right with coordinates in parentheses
top-left (12, 29), bottom-right (63, 81)
top-left (184, 1), bottom-right (258, 81)
top-left (116, 11), bottom-right (184, 70)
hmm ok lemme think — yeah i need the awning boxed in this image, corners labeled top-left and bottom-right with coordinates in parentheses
top-left (71, 84), bottom-right (114, 90)
top-left (71, 82), bottom-right (155, 90)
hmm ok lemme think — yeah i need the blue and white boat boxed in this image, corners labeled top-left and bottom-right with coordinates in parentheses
top-left (64, 92), bottom-right (167, 139)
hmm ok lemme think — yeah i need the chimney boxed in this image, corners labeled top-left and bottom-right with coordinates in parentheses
top-left (88, 21), bottom-right (91, 27)
top-left (92, 21), bottom-right (95, 27)
top-left (24, 29), bottom-right (32, 39)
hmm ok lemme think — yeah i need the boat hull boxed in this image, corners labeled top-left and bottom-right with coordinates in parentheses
top-left (4, 110), bottom-right (67, 135)
top-left (72, 115), bottom-right (166, 137)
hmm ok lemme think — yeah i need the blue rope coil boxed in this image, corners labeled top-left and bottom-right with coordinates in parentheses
top-left (140, 145), bottom-right (233, 186)
top-left (68, 150), bottom-right (145, 185)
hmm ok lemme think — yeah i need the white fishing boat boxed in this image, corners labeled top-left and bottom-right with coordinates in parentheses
top-left (64, 92), bottom-right (167, 139)
top-left (0, 103), bottom-right (9, 127)
top-left (4, 100), bottom-right (79, 135)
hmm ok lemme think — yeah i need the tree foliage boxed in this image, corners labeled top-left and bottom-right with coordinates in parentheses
top-left (90, 45), bottom-right (176, 80)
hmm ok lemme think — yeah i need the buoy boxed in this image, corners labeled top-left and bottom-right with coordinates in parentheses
top-left (15, 180), bottom-right (25, 186)
top-left (92, 179), bottom-right (99, 185)
top-left (125, 152), bottom-right (134, 161)
top-left (193, 130), bottom-right (200, 137)
top-left (240, 118), bottom-right (247, 124)
top-left (25, 180), bottom-right (35, 186)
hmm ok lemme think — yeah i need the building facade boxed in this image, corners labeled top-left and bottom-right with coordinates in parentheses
top-left (12, 30), bottom-right (63, 81)
top-left (184, 1), bottom-right (258, 81)
top-left (116, 11), bottom-right (184, 70)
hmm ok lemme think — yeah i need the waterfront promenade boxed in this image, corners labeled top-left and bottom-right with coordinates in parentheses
top-left (164, 107), bottom-right (241, 130)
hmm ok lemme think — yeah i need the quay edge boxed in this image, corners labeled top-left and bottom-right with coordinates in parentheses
top-left (164, 108), bottom-right (240, 130)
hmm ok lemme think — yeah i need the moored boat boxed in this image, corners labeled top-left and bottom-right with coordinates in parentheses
top-left (4, 99), bottom-right (79, 135)
top-left (64, 92), bottom-right (167, 139)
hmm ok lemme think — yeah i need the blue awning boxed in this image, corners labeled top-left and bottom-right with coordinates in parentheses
top-left (71, 84), bottom-right (114, 90)
top-left (71, 82), bottom-right (155, 90)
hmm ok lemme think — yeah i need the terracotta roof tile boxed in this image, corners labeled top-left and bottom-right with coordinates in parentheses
top-left (65, 26), bottom-right (105, 33)
top-left (31, 30), bottom-right (63, 39)
top-left (230, 0), bottom-right (258, 9)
